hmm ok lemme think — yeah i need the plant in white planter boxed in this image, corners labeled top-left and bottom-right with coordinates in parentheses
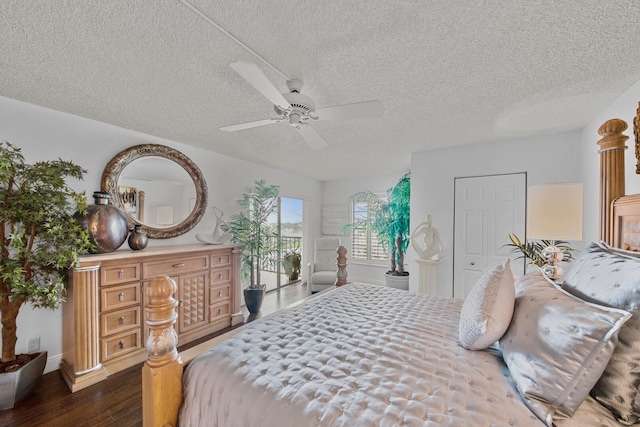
top-left (344, 172), bottom-right (411, 288)
top-left (221, 180), bottom-right (280, 313)
top-left (0, 141), bottom-right (93, 407)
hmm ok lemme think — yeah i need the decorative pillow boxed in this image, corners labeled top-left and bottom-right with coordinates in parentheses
top-left (500, 270), bottom-right (631, 426)
top-left (458, 259), bottom-right (515, 350)
top-left (562, 241), bottom-right (640, 424)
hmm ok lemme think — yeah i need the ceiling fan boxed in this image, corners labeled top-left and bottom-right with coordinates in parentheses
top-left (219, 61), bottom-right (384, 149)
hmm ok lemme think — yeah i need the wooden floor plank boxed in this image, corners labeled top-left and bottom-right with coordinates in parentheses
top-left (0, 283), bottom-right (308, 426)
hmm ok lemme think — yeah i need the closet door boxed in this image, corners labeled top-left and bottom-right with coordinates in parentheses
top-left (453, 173), bottom-right (526, 298)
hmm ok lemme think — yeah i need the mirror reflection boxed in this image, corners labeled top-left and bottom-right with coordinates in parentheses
top-left (117, 157), bottom-right (195, 229)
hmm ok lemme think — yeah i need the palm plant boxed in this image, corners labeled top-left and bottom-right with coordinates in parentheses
top-left (221, 180), bottom-right (280, 288)
top-left (345, 172), bottom-right (411, 276)
top-left (505, 233), bottom-right (576, 267)
top-left (0, 141), bottom-right (93, 363)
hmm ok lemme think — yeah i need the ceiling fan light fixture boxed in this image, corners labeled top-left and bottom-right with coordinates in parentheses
top-left (222, 61), bottom-right (382, 150)
top-left (289, 113), bottom-right (301, 126)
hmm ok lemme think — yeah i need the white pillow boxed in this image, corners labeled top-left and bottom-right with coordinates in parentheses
top-left (458, 259), bottom-right (515, 350)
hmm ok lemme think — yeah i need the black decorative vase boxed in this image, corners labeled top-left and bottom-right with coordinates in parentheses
top-left (76, 191), bottom-right (129, 253)
top-left (128, 224), bottom-right (148, 250)
top-left (244, 285), bottom-right (266, 314)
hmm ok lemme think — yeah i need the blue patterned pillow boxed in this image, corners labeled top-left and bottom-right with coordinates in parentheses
top-left (563, 241), bottom-right (640, 424)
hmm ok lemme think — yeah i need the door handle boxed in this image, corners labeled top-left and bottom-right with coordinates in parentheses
top-left (470, 262), bottom-right (475, 266)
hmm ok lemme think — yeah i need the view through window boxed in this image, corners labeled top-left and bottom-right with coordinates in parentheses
top-left (351, 200), bottom-right (386, 262)
top-left (263, 197), bottom-right (303, 292)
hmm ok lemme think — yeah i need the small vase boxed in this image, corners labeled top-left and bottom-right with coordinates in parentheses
top-left (128, 224), bottom-right (148, 250)
top-left (76, 191), bottom-right (129, 253)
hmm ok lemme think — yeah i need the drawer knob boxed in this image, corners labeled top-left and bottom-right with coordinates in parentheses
top-left (173, 263), bottom-right (186, 268)
top-left (119, 292), bottom-right (125, 302)
top-left (219, 256), bottom-right (223, 263)
top-left (119, 316), bottom-right (125, 325)
top-left (218, 273), bottom-right (223, 280)
top-left (219, 290), bottom-right (223, 297)
top-left (118, 270), bottom-right (124, 278)
top-left (119, 340), bottom-right (125, 349)
top-left (219, 307), bottom-right (222, 315)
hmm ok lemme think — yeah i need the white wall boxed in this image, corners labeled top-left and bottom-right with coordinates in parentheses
top-left (0, 96), bottom-right (323, 372)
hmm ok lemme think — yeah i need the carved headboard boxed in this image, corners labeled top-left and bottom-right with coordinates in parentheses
top-left (612, 194), bottom-right (640, 251)
top-left (598, 118), bottom-right (640, 252)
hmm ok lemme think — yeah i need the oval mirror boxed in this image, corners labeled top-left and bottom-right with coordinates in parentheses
top-left (101, 144), bottom-right (208, 239)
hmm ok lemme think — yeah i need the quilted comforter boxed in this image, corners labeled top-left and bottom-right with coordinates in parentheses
top-left (179, 283), bottom-right (548, 426)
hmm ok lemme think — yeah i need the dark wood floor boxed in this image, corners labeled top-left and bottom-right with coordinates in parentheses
top-left (0, 282), bottom-right (309, 427)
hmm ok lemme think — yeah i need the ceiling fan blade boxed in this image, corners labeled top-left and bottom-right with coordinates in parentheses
top-left (314, 100), bottom-right (384, 121)
top-left (229, 61), bottom-right (291, 109)
top-left (219, 118), bottom-right (282, 132)
top-left (296, 124), bottom-right (328, 150)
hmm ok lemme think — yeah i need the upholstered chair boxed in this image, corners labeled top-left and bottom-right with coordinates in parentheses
top-left (307, 237), bottom-right (341, 294)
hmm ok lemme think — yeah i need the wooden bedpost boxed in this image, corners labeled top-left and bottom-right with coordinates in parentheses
top-left (597, 118), bottom-right (628, 244)
top-left (336, 245), bottom-right (348, 286)
top-left (142, 275), bottom-right (183, 427)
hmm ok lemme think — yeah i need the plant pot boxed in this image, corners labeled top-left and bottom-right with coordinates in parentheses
top-left (288, 272), bottom-right (299, 282)
top-left (385, 272), bottom-right (409, 291)
top-left (0, 351), bottom-right (47, 410)
top-left (244, 285), bottom-right (266, 314)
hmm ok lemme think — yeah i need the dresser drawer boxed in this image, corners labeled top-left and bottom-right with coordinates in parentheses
top-left (211, 252), bottom-right (231, 267)
top-left (209, 302), bottom-right (231, 323)
top-left (210, 267), bottom-right (231, 285)
top-left (100, 306), bottom-right (140, 337)
top-left (101, 263), bottom-right (141, 286)
top-left (143, 254), bottom-right (209, 278)
top-left (101, 329), bottom-right (141, 362)
top-left (209, 284), bottom-right (231, 304)
top-left (101, 283), bottom-right (141, 312)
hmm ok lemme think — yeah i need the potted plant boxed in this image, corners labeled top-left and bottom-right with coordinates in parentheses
top-left (0, 141), bottom-right (93, 408)
top-left (282, 250), bottom-right (302, 282)
top-left (344, 172), bottom-right (411, 289)
top-left (221, 180), bottom-right (280, 313)
top-left (505, 233), bottom-right (576, 267)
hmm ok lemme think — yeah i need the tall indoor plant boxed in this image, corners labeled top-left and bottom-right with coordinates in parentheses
top-left (345, 172), bottom-right (411, 287)
top-left (0, 141), bottom-right (93, 406)
top-left (221, 180), bottom-right (280, 313)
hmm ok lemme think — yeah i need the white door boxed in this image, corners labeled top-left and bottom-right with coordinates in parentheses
top-left (453, 174), bottom-right (526, 298)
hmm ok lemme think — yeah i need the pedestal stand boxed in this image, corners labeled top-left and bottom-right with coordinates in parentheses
top-left (415, 258), bottom-right (442, 295)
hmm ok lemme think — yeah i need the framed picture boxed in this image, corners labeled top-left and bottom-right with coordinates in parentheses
top-left (118, 185), bottom-right (138, 218)
top-left (322, 205), bottom-right (348, 236)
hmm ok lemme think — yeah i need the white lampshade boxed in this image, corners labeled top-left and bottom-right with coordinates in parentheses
top-left (527, 183), bottom-right (583, 241)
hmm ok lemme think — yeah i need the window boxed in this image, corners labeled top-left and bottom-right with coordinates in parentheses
top-left (351, 201), bottom-right (387, 262)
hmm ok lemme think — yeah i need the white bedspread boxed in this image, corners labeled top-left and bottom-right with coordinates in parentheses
top-left (179, 283), bottom-right (548, 426)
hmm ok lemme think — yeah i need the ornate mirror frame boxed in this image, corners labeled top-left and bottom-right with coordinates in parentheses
top-left (634, 100), bottom-right (639, 174)
top-left (101, 144), bottom-right (208, 239)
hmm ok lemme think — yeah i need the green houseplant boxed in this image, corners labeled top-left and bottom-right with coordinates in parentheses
top-left (282, 249), bottom-right (302, 282)
top-left (0, 141), bottom-right (92, 407)
top-left (505, 233), bottom-right (576, 267)
top-left (345, 172), bottom-right (411, 288)
top-left (221, 180), bottom-right (280, 313)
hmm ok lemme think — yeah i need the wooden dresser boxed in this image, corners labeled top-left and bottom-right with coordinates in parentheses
top-left (60, 244), bottom-right (243, 392)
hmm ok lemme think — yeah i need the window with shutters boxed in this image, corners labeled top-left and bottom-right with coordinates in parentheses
top-left (351, 200), bottom-right (387, 262)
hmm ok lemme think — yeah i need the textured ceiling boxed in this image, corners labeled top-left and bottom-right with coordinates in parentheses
top-left (2, 1), bottom-right (640, 181)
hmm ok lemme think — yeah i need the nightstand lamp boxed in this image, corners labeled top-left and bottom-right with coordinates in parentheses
top-left (527, 183), bottom-right (583, 280)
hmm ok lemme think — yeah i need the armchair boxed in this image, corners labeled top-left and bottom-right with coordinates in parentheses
top-left (307, 237), bottom-right (341, 294)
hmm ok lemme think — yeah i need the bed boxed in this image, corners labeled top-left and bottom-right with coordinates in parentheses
top-left (141, 117), bottom-right (640, 427)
